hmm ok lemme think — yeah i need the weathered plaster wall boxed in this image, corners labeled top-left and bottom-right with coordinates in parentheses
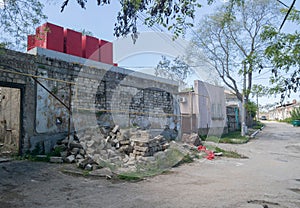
top-left (194, 80), bottom-right (226, 136)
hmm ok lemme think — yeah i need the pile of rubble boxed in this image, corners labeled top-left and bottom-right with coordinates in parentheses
top-left (131, 133), bottom-right (169, 157)
top-left (50, 125), bottom-right (170, 171)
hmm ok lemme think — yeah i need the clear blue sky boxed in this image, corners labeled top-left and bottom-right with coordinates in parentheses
top-left (41, 0), bottom-right (299, 105)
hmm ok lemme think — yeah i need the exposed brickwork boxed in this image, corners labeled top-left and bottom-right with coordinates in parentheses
top-left (0, 48), bottom-right (179, 154)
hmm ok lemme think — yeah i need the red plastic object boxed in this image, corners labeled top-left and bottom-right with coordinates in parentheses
top-left (197, 145), bottom-right (215, 160)
top-left (205, 151), bottom-right (215, 160)
top-left (197, 145), bottom-right (206, 151)
top-left (82, 35), bottom-right (99, 61)
top-left (99, 39), bottom-right (113, 65)
top-left (64, 29), bottom-right (82, 57)
top-left (35, 22), bottom-right (64, 52)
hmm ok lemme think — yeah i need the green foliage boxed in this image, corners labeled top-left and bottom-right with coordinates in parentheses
top-left (220, 131), bottom-right (249, 144)
top-left (0, 0), bottom-right (47, 50)
top-left (61, 0), bottom-right (202, 40)
top-left (280, 117), bottom-right (293, 124)
top-left (245, 101), bottom-right (258, 118)
top-left (204, 131), bottom-right (249, 144)
top-left (117, 173), bottom-right (142, 181)
top-left (30, 143), bottom-right (43, 155)
top-left (174, 154), bottom-right (194, 166)
top-left (251, 84), bottom-right (269, 98)
top-left (261, 9), bottom-right (300, 102)
top-left (252, 120), bottom-right (263, 129)
top-left (214, 147), bottom-right (246, 158)
top-left (60, 1), bottom-right (245, 40)
top-left (80, 29), bottom-right (93, 36)
top-left (290, 106), bottom-right (300, 120)
top-left (0, 42), bottom-right (8, 49)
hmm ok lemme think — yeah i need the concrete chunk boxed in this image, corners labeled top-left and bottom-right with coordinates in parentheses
top-left (49, 157), bottom-right (63, 163)
top-left (111, 125), bottom-right (120, 134)
top-left (66, 155), bottom-right (75, 163)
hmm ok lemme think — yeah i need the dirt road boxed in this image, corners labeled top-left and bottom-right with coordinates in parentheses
top-left (0, 121), bottom-right (299, 208)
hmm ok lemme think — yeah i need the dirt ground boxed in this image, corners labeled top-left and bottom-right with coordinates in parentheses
top-left (0, 121), bottom-right (300, 208)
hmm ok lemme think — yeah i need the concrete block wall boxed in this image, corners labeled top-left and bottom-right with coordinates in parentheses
top-left (0, 48), bottom-right (179, 154)
top-left (0, 49), bottom-right (37, 154)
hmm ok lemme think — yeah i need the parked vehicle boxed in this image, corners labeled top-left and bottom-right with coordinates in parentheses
top-left (260, 116), bottom-right (267, 120)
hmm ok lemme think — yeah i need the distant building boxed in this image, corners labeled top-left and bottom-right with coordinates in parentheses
top-left (179, 80), bottom-right (226, 136)
top-left (268, 99), bottom-right (300, 120)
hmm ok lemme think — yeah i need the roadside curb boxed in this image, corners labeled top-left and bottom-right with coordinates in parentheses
top-left (250, 126), bottom-right (264, 138)
top-left (0, 157), bottom-right (13, 163)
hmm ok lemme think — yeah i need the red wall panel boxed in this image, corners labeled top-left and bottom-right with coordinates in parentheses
top-left (64, 29), bottom-right (82, 57)
top-left (82, 35), bottom-right (99, 61)
top-left (27, 35), bottom-right (36, 51)
top-left (99, 39), bottom-right (113, 65)
top-left (27, 22), bottom-right (115, 63)
top-left (35, 22), bottom-right (64, 53)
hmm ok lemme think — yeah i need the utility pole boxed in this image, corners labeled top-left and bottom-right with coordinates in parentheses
top-left (256, 93), bottom-right (259, 121)
top-left (241, 64), bottom-right (247, 136)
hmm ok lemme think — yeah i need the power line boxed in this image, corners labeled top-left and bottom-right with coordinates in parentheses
top-left (279, 0), bottom-right (297, 31)
top-left (276, 0), bottom-right (290, 8)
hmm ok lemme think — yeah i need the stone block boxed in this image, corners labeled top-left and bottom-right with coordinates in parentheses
top-left (182, 133), bottom-right (202, 147)
top-left (49, 157), bottom-right (63, 163)
top-left (120, 140), bottom-right (130, 145)
top-left (79, 149), bottom-right (86, 156)
top-left (71, 148), bottom-right (80, 155)
top-left (111, 125), bottom-right (120, 134)
top-left (89, 167), bottom-right (113, 178)
top-left (77, 158), bottom-right (95, 169)
top-left (76, 154), bottom-right (84, 159)
top-left (134, 146), bottom-right (149, 152)
top-left (60, 151), bottom-right (69, 158)
top-left (84, 164), bottom-right (93, 171)
top-left (66, 155), bottom-right (75, 163)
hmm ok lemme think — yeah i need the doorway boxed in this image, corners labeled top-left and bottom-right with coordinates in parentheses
top-left (0, 86), bottom-right (21, 156)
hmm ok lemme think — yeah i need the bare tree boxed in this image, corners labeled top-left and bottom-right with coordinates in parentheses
top-left (191, 0), bottom-right (281, 104)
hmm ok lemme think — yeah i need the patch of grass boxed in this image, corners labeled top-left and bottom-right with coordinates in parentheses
top-left (117, 148), bottom-right (193, 181)
top-left (38, 64), bottom-right (46, 69)
top-left (201, 132), bottom-right (249, 144)
top-left (14, 154), bottom-right (51, 162)
top-left (280, 117), bottom-right (293, 124)
top-left (173, 154), bottom-right (194, 167)
top-left (252, 120), bottom-right (264, 129)
top-left (204, 136), bottom-right (220, 143)
top-left (82, 170), bottom-right (91, 177)
top-left (214, 147), bottom-right (247, 158)
top-left (97, 160), bottom-right (118, 172)
top-left (117, 172), bottom-right (145, 181)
